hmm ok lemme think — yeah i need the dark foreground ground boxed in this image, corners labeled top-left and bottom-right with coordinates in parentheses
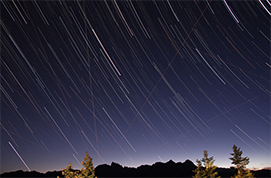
top-left (1, 160), bottom-right (270, 177)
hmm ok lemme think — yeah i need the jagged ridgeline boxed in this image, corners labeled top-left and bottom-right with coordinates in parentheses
top-left (1, 159), bottom-right (270, 177)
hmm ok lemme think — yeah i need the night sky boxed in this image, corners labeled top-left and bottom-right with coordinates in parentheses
top-left (1, 0), bottom-right (270, 174)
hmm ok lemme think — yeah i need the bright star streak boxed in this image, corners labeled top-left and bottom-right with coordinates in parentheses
top-left (8, 142), bottom-right (31, 171)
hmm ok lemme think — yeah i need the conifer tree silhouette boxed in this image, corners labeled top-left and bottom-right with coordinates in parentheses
top-left (193, 150), bottom-right (220, 178)
top-left (229, 145), bottom-right (255, 178)
top-left (61, 152), bottom-right (96, 178)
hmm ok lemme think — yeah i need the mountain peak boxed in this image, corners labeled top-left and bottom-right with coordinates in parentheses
top-left (184, 159), bottom-right (194, 165)
top-left (111, 162), bottom-right (123, 168)
top-left (166, 159), bottom-right (175, 165)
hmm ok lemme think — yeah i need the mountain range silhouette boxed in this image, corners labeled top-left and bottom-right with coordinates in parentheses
top-left (1, 159), bottom-right (270, 177)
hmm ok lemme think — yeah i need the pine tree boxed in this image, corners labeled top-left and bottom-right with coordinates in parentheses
top-left (62, 152), bottom-right (96, 178)
top-left (229, 145), bottom-right (255, 178)
top-left (193, 159), bottom-right (204, 178)
top-left (193, 150), bottom-right (220, 178)
top-left (62, 162), bottom-right (77, 178)
top-left (80, 152), bottom-right (95, 178)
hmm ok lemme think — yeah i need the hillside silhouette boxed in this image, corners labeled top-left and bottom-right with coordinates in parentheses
top-left (1, 159), bottom-right (270, 177)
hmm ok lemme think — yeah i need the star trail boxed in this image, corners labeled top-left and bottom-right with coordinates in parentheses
top-left (1, 0), bottom-right (270, 173)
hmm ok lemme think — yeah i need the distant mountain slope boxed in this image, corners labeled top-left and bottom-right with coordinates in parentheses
top-left (1, 159), bottom-right (270, 177)
top-left (0, 170), bottom-right (63, 177)
top-left (95, 159), bottom-right (196, 177)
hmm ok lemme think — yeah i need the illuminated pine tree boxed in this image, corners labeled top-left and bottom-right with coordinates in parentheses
top-left (62, 152), bottom-right (96, 178)
top-left (229, 145), bottom-right (255, 178)
top-left (62, 162), bottom-right (78, 178)
top-left (80, 152), bottom-right (95, 178)
top-left (193, 159), bottom-right (204, 178)
top-left (193, 150), bottom-right (220, 178)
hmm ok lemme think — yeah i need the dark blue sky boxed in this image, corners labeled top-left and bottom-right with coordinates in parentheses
top-left (1, 0), bottom-right (270, 174)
